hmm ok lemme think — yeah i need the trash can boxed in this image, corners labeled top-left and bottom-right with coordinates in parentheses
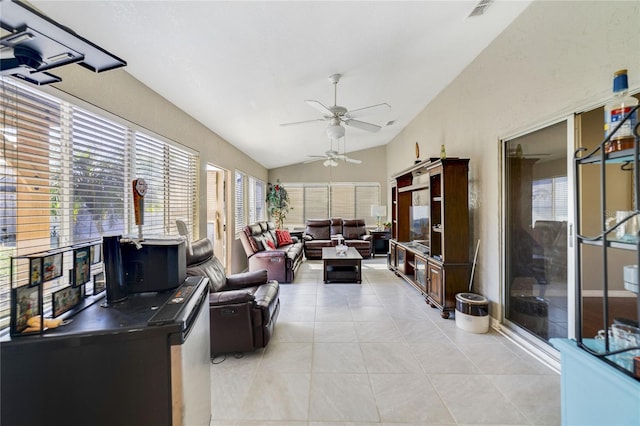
top-left (455, 293), bottom-right (489, 334)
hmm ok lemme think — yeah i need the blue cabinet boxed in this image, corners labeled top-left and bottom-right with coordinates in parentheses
top-left (552, 338), bottom-right (640, 425)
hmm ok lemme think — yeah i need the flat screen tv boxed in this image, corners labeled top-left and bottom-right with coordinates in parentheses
top-left (410, 205), bottom-right (429, 243)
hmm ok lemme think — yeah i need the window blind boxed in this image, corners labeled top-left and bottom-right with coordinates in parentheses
top-left (0, 78), bottom-right (198, 330)
top-left (355, 184), bottom-right (379, 224)
top-left (248, 176), bottom-right (265, 224)
top-left (285, 185), bottom-right (304, 227)
top-left (304, 185), bottom-right (329, 220)
top-left (282, 182), bottom-right (379, 228)
top-left (234, 171), bottom-right (245, 235)
top-left (330, 184), bottom-right (354, 218)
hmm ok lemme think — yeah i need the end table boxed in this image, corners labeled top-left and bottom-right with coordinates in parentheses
top-left (370, 230), bottom-right (391, 257)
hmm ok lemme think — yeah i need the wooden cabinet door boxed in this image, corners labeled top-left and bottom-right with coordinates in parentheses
top-left (414, 255), bottom-right (427, 293)
top-left (427, 261), bottom-right (443, 306)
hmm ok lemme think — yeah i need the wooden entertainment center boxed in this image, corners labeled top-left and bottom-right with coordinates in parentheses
top-left (389, 158), bottom-right (471, 318)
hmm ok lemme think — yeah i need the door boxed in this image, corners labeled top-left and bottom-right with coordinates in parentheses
top-left (206, 164), bottom-right (228, 269)
top-left (502, 116), bottom-right (575, 345)
top-left (427, 260), bottom-right (443, 306)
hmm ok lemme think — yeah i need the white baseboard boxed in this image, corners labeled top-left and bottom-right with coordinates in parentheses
top-left (490, 317), bottom-right (561, 374)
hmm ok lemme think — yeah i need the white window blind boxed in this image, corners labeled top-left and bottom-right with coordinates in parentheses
top-left (71, 106), bottom-right (128, 241)
top-left (234, 171), bottom-right (245, 235)
top-left (0, 78), bottom-right (198, 330)
top-left (249, 176), bottom-right (266, 224)
top-left (135, 132), bottom-right (198, 236)
top-left (285, 185), bottom-right (304, 227)
top-left (305, 185), bottom-right (329, 220)
top-left (330, 184), bottom-right (354, 218)
top-left (355, 184), bottom-right (379, 224)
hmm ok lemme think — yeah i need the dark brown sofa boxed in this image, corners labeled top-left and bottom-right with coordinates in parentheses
top-left (239, 221), bottom-right (304, 283)
top-left (303, 218), bottom-right (372, 259)
top-left (185, 238), bottom-right (280, 355)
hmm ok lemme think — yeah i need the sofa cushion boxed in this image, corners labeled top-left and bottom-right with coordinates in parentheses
top-left (330, 217), bottom-right (343, 235)
top-left (343, 219), bottom-right (367, 239)
top-left (305, 219), bottom-right (331, 240)
top-left (275, 229), bottom-right (293, 246)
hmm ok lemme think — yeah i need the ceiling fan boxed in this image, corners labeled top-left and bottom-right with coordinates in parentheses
top-left (281, 73), bottom-right (391, 140)
top-left (304, 149), bottom-right (362, 167)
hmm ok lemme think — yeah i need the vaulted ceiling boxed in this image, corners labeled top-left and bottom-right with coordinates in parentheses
top-left (29, 0), bottom-right (532, 169)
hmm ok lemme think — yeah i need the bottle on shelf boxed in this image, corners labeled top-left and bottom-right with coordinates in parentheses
top-left (604, 69), bottom-right (638, 154)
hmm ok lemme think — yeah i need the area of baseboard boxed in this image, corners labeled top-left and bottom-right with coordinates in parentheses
top-left (491, 317), bottom-right (561, 374)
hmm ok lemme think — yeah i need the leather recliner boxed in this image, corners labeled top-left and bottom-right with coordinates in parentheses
top-left (185, 238), bottom-right (280, 355)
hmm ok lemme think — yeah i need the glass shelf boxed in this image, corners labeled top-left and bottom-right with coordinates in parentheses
top-left (577, 147), bottom-right (638, 165)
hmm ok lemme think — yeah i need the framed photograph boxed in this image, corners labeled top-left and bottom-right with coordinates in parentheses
top-left (52, 285), bottom-right (82, 318)
top-left (90, 243), bottom-right (102, 264)
top-left (11, 284), bottom-right (43, 335)
top-left (93, 272), bottom-right (106, 295)
top-left (42, 253), bottom-right (63, 282)
top-left (29, 257), bottom-right (43, 287)
top-left (73, 247), bottom-right (91, 287)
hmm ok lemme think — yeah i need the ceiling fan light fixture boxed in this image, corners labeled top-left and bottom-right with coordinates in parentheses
top-left (323, 159), bottom-right (338, 167)
top-left (326, 123), bottom-right (345, 140)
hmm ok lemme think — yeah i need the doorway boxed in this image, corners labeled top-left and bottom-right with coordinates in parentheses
top-left (207, 164), bottom-right (228, 269)
top-left (503, 119), bottom-right (574, 345)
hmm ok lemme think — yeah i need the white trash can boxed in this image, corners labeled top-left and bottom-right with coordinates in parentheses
top-left (455, 293), bottom-right (489, 334)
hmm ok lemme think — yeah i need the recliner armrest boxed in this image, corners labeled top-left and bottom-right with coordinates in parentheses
top-left (209, 289), bottom-right (255, 306)
top-left (360, 235), bottom-right (372, 241)
top-left (226, 269), bottom-right (268, 288)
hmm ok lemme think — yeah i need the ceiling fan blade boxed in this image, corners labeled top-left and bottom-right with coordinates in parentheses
top-left (345, 103), bottom-right (391, 118)
top-left (280, 118), bottom-right (326, 127)
top-left (305, 100), bottom-right (333, 116)
top-left (304, 157), bottom-right (325, 164)
top-left (344, 119), bottom-right (381, 133)
top-left (345, 158), bottom-right (362, 164)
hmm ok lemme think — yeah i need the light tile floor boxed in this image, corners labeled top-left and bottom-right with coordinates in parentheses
top-left (210, 257), bottom-right (561, 425)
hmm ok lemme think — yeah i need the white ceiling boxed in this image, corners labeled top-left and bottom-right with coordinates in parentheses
top-left (29, 0), bottom-right (532, 169)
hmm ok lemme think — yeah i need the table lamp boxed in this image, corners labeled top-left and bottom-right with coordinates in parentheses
top-left (370, 205), bottom-right (387, 231)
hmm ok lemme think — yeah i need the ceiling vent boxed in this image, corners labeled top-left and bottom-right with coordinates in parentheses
top-left (468, 0), bottom-right (494, 18)
top-left (0, 0), bottom-right (126, 85)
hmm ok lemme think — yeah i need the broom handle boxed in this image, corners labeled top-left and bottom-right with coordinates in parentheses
top-left (469, 239), bottom-right (481, 292)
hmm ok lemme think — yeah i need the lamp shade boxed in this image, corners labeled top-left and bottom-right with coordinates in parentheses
top-left (326, 123), bottom-right (345, 140)
top-left (370, 205), bottom-right (387, 217)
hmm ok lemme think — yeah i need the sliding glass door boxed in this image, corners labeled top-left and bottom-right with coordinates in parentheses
top-left (503, 117), bottom-right (575, 344)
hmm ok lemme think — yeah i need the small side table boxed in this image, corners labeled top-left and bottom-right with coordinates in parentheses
top-left (370, 230), bottom-right (391, 257)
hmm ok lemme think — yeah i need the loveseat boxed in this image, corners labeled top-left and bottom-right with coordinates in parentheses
top-left (303, 218), bottom-right (372, 259)
top-left (239, 221), bottom-right (304, 283)
top-left (186, 238), bottom-right (280, 355)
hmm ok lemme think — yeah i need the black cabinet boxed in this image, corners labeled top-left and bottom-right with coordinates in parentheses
top-left (371, 230), bottom-right (391, 256)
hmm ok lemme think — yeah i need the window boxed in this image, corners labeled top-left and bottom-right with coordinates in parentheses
top-left (249, 176), bottom-right (265, 224)
top-left (0, 78), bottom-right (198, 330)
top-left (532, 176), bottom-right (568, 223)
top-left (234, 171), bottom-right (245, 235)
top-left (283, 182), bottom-right (379, 228)
top-left (235, 173), bottom-right (266, 234)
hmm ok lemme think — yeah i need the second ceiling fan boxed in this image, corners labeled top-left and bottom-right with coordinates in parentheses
top-left (281, 73), bottom-right (391, 140)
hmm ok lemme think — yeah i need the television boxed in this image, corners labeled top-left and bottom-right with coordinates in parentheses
top-left (410, 205), bottom-right (429, 243)
top-left (410, 188), bottom-right (430, 243)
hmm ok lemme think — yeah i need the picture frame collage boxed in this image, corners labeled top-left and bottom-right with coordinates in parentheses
top-left (10, 241), bottom-right (105, 337)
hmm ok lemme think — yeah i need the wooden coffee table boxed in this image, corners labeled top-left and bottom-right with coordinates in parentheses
top-left (322, 247), bottom-right (362, 284)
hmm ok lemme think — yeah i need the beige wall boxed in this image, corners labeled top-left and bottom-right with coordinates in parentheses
top-left (385, 1), bottom-right (640, 317)
top-left (43, 66), bottom-right (267, 273)
top-left (269, 144), bottom-right (388, 215)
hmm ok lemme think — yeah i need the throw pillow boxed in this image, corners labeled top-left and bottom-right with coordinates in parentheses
top-left (275, 229), bottom-right (293, 246)
top-left (265, 240), bottom-right (276, 250)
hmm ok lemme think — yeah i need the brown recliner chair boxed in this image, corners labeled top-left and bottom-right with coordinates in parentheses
top-left (185, 238), bottom-right (280, 355)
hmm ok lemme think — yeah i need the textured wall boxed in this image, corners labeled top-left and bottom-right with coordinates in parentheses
top-left (385, 0), bottom-right (640, 317)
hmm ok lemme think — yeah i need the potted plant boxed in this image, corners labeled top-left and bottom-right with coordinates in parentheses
top-left (266, 179), bottom-right (291, 229)
top-left (383, 221), bottom-right (392, 231)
